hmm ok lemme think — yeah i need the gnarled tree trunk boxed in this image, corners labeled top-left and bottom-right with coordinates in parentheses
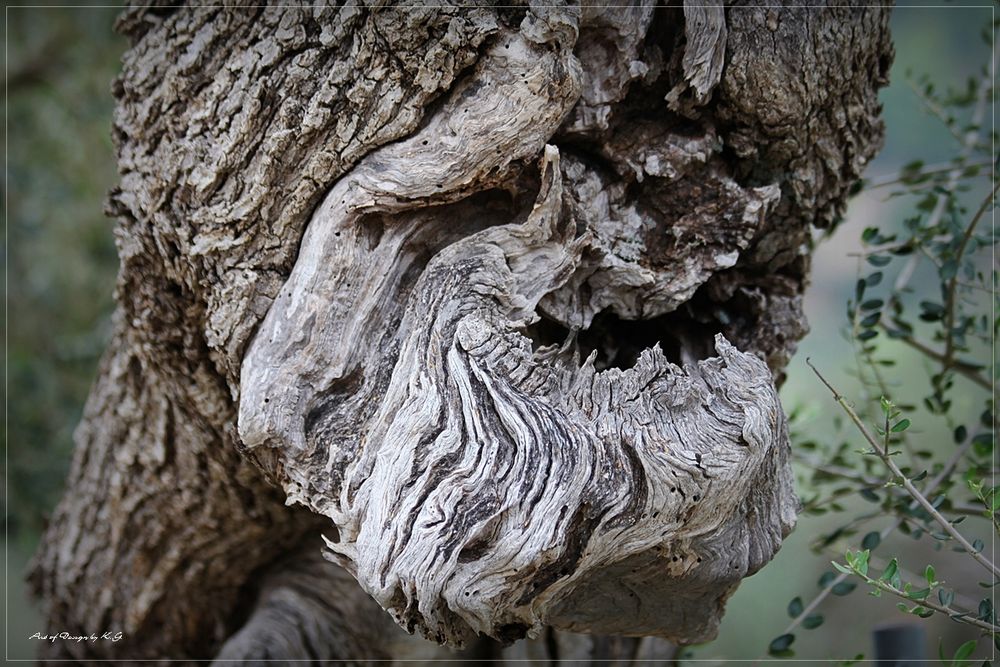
top-left (30, 2), bottom-right (892, 662)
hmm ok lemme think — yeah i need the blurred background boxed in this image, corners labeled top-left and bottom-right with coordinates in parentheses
top-left (2, 3), bottom-right (995, 662)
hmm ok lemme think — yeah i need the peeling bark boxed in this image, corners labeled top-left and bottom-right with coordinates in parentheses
top-left (30, 2), bottom-right (892, 662)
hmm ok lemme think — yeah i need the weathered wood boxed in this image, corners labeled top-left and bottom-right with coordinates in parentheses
top-left (30, 2), bottom-right (892, 661)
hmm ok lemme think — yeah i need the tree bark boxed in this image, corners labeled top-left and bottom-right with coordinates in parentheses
top-left (29, 1), bottom-right (892, 662)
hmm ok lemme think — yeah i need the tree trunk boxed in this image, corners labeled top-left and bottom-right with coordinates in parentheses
top-left (29, 2), bottom-right (892, 662)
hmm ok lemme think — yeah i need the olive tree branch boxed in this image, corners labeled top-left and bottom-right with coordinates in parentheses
top-left (851, 567), bottom-right (999, 634)
top-left (878, 324), bottom-right (991, 391)
top-left (755, 427), bottom-right (978, 665)
top-left (807, 359), bottom-right (999, 580)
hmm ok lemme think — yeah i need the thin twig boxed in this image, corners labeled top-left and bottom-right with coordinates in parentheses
top-left (865, 159), bottom-right (994, 190)
top-left (941, 179), bottom-right (1000, 371)
top-left (858, 573), bottom-right (999, 634)
top-left (905, 79), bottom-right (969, 145)
top-left (879, 323), bottom-right (991, 391)
top-left (865, 553), bottom-right (982, 617)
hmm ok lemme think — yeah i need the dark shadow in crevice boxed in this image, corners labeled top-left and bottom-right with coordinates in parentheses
top-left (523, 306), bottom-right (721, 372)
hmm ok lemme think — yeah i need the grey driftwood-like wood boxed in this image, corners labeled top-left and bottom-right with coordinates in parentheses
top-left (29, 2), bottom-right (892, 662)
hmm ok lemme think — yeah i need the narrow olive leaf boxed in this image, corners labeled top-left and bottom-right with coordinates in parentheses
top-left (880, 558), bottom-right (898, 583)
top-left (861, 532), bottom-right (881, 550)
top-left (787, 596), bottom-right (803, 618)
top-left (860, 312), bottom-right (881, 328)
top-left (938, 588), bottom-right (955, 606)
top-left (907, 587), bottom-right (930, 600)
top-left (832, 561), bottom-right (853, 575)
top-left (769, 634), bottom-right (795, 654)
top-left (891, 418), bottom-right (911, 433)
top-left (802, 614), bottom-right (824, 630)
top-left (818, 571), bottom-right (837, 588)
top-left (855, 279), bottom-right (866, 302)
top-left (832, 581), bottom-right (857, 596)
top-left (859, 488), bottom-right (880, 502)
top-left (856, 550), bottom-right (870, 577)
top-left (924, 565), bottom-right (935, 586)
top-left (953, 639), bottom-right (977, 662)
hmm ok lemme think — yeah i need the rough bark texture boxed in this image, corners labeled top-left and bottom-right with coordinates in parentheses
top-left (30, 1), bottom-right (892, 662)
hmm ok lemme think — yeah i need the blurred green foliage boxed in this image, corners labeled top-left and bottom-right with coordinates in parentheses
top-left (5, 7), bottom-right (125, 541)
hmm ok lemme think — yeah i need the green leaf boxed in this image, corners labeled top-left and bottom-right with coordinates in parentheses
top-left (924, 565), bottom-right (936, 586)
top-left (818, 571), bottom-right (837, 588)
top-left (802, 614), bottom-right (824, 630)
top-left (907, 587), bottom-right (930, 600)
top-left (787, 596), bottom-right (803, 618)
top-left (939, 588), bottom-right (955, 606)
top-left (769, 633), bottom-right (795, 655)
top-left (832, 561), bottom-right (853, 575)
top-left (953, 639), bottom-right (977, 662)
top-left (861, 532), bottom-right (881, 550)
top-left (879, 396), bottom-right (893, 416)
top-left (860, 312), bottom-right (881, 328)
top-left (866, 271), bottom-right (883, 287)
top-left (919, 300), bottom-right (944, 315)
top-left (867, 254), bottom-right (892, 267)
top-left (832, 581), bottom-right (857, 596)
top-left (856, 550), bottom-right (870, 576)
top-left (860, 488), bottom-right (880, 503)
top-left (891, 419), bottom-right (911, 433)
top-left (972, 433), bottom-right (993, 457)
top-left (978, 598), bottom-right (992, 621)
top-left (879, 558), bottom-right (898, 583)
